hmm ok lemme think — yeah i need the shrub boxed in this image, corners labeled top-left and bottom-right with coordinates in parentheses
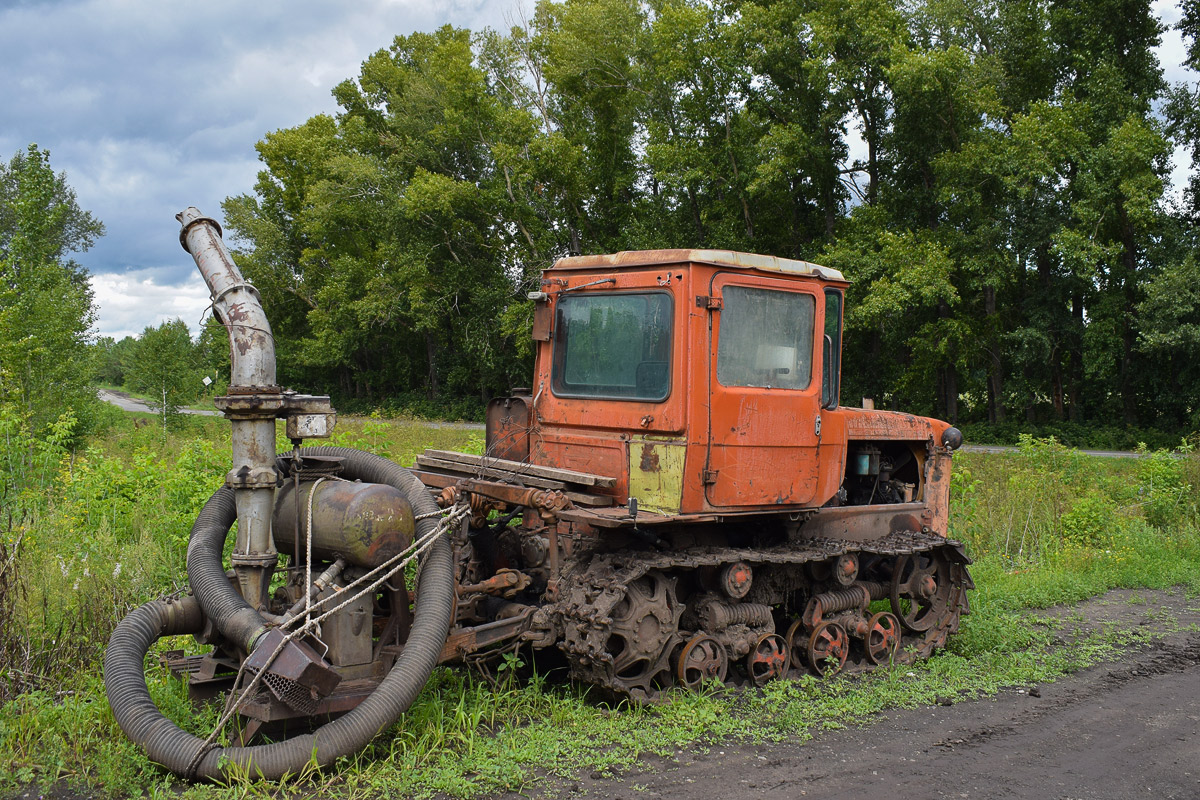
top-left (1060, 492), bottom-right (1117, 548)
top-left (1134, 443), bottom-right (1194, 529)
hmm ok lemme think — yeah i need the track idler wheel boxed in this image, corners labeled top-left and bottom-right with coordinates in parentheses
top-left (889, 552), bottom-right (952, 632)
top-left (676, 634), bottom-right (727, 690)
top-left (807, 621), bottom-right (849, 677)
top-left (864, 611), bottom-right (901, 665)
top-left (745, 633), bottom-right (789, 686)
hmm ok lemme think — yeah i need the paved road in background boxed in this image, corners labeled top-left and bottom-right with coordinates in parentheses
top-left (97, 389), bottom-right (483, 428)
top-left (97, 388), bottom-right (220, 417)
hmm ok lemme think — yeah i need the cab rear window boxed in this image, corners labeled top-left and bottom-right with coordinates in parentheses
top-left (551, 292), bottom-right (672, 401)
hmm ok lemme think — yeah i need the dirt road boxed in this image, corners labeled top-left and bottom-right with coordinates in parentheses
top-left (507, 588), bottom-right (1200, 800)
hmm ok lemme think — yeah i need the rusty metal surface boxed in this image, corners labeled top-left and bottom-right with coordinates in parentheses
top-left (178, 208), bottom-right (280, 612)
top-left (274, 480), bottom-right (414, 568)
top-left (457, 479), bottom-right (576, 520)
top-left (551, 530), bottom-right (970, 700)
top-left (438, 608), bottom-right (534, 663)
top-left (236, 677), bottom-right (384, 724)
top-left (243, 629), bottom-right (342, 713)
top-left (177, 208), bottom-right (276, 388)
top-left (486, 394), bottom-right (532, 462)
top-left (798, 502), bottom-right (929, 542)
top-left (549, 249), bottom-right (847, 282)
top-left (627, 437), bottom-right (686, 514)
top-left (676, 634), bottom-right (727, 689)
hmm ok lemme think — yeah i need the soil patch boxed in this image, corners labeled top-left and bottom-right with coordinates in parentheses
top-left (502, 587), bottom-right (1200, 800)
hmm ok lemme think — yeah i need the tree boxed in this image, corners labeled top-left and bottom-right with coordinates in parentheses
top-left (125, 320), bottom-right (202, 422)
top-left (0, 144), bottom-right (104, 435)
top-left (225, 25), bottom-right (553, 404)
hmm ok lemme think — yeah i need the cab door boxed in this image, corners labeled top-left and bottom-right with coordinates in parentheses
top-left (704, 273), bottom-right (823, 508)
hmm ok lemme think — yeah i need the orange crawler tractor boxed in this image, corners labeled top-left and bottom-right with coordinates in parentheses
top-left (107, 221), bottom-right (972, 779)
top-left (415, 249), bottom-right (972, 699)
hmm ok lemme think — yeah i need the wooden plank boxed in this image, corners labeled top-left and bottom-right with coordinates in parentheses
top-left (410, 467), bottom-right (613, 508)
top-left (422, 449), bottom-right (616, 488)
top-left (415, 456), bottom-right (568, 491)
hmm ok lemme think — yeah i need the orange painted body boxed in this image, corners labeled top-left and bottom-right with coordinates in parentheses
top-left (522, 250), bottom-right (957, 537)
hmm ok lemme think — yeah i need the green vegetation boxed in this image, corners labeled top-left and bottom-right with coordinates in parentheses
top-left (0, 143), bottom-right (104, 439)
top-left (215, 0), bottom-right (1200, 442)
top-left (1, 418), bottom-right (1198, 799)
top-left (95, 317), bottom-right (228, 426)
top-left (120, 320), bottom-right (208, 419)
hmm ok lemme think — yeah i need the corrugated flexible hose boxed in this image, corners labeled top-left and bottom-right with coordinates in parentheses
top-left (103, 447), bottom-right (454, 780)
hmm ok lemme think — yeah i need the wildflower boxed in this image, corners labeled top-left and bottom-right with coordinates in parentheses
top-left (113, 562), bottom-right (122, 579)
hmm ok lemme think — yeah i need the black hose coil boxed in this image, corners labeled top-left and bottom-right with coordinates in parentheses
top-left (103, 447), bottom-right (454, 780)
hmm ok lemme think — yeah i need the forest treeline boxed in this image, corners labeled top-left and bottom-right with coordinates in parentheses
top-left (219, 0), bottom-right (1200, 434)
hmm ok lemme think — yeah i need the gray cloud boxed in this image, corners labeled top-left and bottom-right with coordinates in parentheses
top-left (1, 0), bottom-right (524, 337)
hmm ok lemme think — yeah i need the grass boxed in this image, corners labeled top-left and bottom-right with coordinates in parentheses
top-left (2, 415), bottom-right (1199, 799)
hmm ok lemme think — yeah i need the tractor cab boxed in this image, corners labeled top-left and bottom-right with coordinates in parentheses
top-left (487, 249), bottom-right (861, 516)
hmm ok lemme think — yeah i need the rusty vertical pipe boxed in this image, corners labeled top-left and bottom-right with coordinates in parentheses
top-left (176, 208), bottom-right (276, 387)
top-left (177, 207), bottom-right (279, 614)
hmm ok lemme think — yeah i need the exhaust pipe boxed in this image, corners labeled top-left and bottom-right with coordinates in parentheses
top-left (177, 207), bottom-right (281, 614)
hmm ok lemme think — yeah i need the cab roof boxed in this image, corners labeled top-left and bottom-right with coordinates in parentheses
top-left (550, 249), bottom-right (847, 282)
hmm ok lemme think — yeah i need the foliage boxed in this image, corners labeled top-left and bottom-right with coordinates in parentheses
top-left (1133, 442), bottom-right (1194, 528)
top-left (123, 319), bottom-right (205, 423)
top-left (958, 419), bottom-right (1181, 450)
top-left (0, 144), bottom-right (104, 438)
top-left (1060, 492), bottom-right (1118, 548)
top-left (93, 335), bottom-right (139, 387)
top-left (207, 0), bottom-right (1200, 443)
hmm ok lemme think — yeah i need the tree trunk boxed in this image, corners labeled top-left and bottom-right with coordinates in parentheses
top-left (425, 333), bottom-right (440, 401)
top-left (1069, 292), bottom-right (1084, 422)
top-left (945, 367), bottom-right (958, 423)
top-left (939, 300), bottom-right (957, 422)
top-left (686, 184), bottom-right (704, 245)
top-left (1117, 201), bottom-right (1138, 425)
top-left (984, 285), bottom-right (1005, 423)
top-left (1051, 346), bottom-right (1065, 420)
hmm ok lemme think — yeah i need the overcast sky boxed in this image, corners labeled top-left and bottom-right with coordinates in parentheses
top-left (0, 0), bottom-right (527, 339)
top-left (0, 0), bottom-right (1195, 341)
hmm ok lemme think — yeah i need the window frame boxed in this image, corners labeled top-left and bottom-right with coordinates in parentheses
top-left (715, 284), bottom-right (817, 392)
top-left (549, 289), bottom-right (675, 402)
top-left (822, 288), bottom-right (843, 409)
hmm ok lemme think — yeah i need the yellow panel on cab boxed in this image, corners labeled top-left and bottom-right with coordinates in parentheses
top-left (627, 437), bottom-right (687, 515)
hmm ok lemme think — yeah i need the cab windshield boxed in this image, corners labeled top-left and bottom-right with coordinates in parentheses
top-left (551, 291), bottom-right (673, 401)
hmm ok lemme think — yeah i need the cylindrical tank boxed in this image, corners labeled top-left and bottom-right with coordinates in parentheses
top-left (274, 480), bottom-right (415, 568)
